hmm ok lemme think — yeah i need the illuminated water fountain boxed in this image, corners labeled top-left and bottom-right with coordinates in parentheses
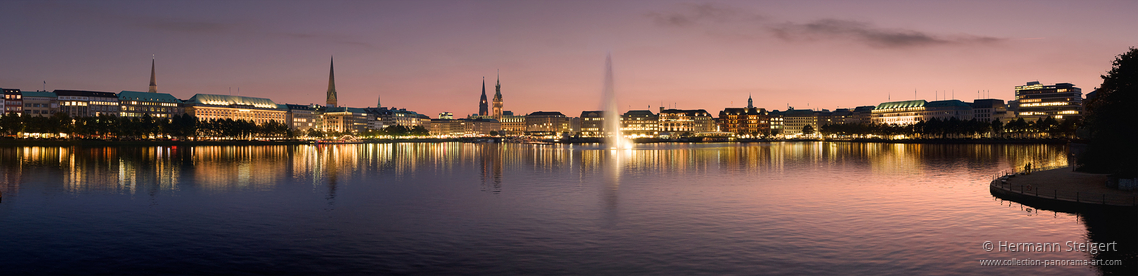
top-left (602, 54), bottom-right (632, 150)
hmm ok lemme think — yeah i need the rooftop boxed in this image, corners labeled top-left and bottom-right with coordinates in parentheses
top-left (119, 91), bottom-right (181, 103)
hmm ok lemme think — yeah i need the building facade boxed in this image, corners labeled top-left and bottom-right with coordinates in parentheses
top-left (1012, 81), bottom-right (1083, 121)
top-left (21, 91), bottom-right (57, 117)
top-left (969, 99), bottom-right (1010, 123)
top-left (3, 89), bottom-right (21, 115)
top-left (118, 91), bottom-right (182, 119)
top-left (872, 99), bottom-right (974, 125)
top-left (55, 90), bottom-right (119, 118)
top-left (658, 108), bottom-right (715, 137)
top-left (622, 110), bottom-right (659, 138)
top-left (579, 111), bottom-right (605, 137)
top-left (525, 111), bottom-right (570, 135)
top-left (498, 111), bottom-right (525, 136)
top-left (184, 94), bottom-right (287, 125)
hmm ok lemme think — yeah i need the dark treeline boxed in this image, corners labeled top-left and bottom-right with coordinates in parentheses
top-left (1078, 47), bottom-right (1136, 177)
top-left (0, 113), bottom-right (292, 140)
top-left (819, 117), bottom-right (1079, 139)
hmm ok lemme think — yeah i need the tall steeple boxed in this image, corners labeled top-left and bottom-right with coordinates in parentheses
top-left (478, 77), bottom-right (488, 116)
top-left (377, 95), bottom-right (381, 108)
top-left (492, 70), bottom-right (503, 119)
top-left (148, 56), bottom-right (157, 93)
top-left (747, 93), bottom-right (753, 109)
top-left (326, 56), bottom-right (338, 108)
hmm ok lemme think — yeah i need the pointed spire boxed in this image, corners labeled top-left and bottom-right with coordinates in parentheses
top-left (326, 56), bottom-right (338, 107)
top-left (747, 93), bottom-right (753, 109)
top-left (377, 95), bottom-right (381, 108)
top-left (148, 55), bottom-right (157, 93)
top-left (479, 76), bottom-right (488, 116)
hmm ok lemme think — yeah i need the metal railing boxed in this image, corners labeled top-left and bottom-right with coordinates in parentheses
top-left (990, 166), bottom-right (1138, 207)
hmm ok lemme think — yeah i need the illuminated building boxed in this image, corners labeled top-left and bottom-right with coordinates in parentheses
top-left (622, 110), bottom-right (659, 138)
top-left (184, 94), bottom-right (286, 125)
top-left (717, 96), bottom-right (768, 137)
top-left (1012, 81), bottom-right (1083, 121)
top-left (498, 111), bottom-right (526, 136)
top-left (579, 111), bottom-right (605, 137)
top-left (524, 111), bottom-right (570, 135)
top-left (118, 91), bottom-right (182, 118)
top-left (2, 88), bottom-right (20, 115)
top-left (20, 91), bottom-right (57, 117)
top-left (322, 107), bottom-right (370, 133)
top-left (55, 90), bottom-right (119, 118)
top-left (658, 108), bottom-right (714, 137)
top-left (780, 108), bottom-right (820, 135)
top-left (872, 100), bottom-right (974, 125)
top-left (282, 104), bottom-right (318, 131)
top-left (849, 106), bottom-right (876, 124)
top-left (969, 99), bottom-right (1011, 122)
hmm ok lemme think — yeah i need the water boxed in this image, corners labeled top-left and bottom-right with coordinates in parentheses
top-left (0, 142), bottom-right (1131, 275)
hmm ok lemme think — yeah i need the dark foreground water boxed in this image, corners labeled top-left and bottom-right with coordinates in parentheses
top-left (0, 142), bottom-right (1133, 275)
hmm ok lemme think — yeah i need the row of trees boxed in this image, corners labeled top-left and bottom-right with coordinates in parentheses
top-left (1078, 47), bottom-right (1136, 177)
top-left (816, 117), bottom-right (1080, 139)
top-left (0, 113), bottom-right (296, 140)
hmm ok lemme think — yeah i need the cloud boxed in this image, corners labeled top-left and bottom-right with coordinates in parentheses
top-left (647, 3), bottom-right (760, 27)
top-left (648, 4), bottom-right (1003, 49)
top-left (127, 15), bottom-right (379, 49)
top-left (130, 17), bottom-right (239, 34)
top-left (769, 19), bottom-right (1003, 48)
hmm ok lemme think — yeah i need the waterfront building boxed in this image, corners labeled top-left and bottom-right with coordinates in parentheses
top-left (849, 106), bottom-right (876, 124)
top-left (492, 73), bottom-right (503, 119)
top-left (55, 90), bottom-right (119, 118)
top-left (498, 111), bottom-right (526, 136)
top-left (468, 118), bottom-right (501, 136)
top-left (372, 107), bottom-right (427, 127)
top-left (323, 107), bottom-right (371, 134)
top-left (1012, 81), bottom-right (1083, 121)
top-left (579, 111), bottom-right (605, 137)
top-left (20, 91), bottom-right (57, 117)
top-left (118, 91), bottom-right (182, 119)
top-left (622, 110), bottom-right (659, 138)
top-left (658, 108), bottom-right (715, 137)
top-left (428, 119), bottom-right (465, 137)
top-left (768, 110), bottom-right (784, 135)
top-left (871, 99), bottom-right (974, 125)
top-left (3, 88), bottom-right (20, 115)
top-left (282, 104), bottom-right (318, 131)
top-left (829, 109), bottom-right (852, 125)
top-left (969, 99), bottom-right (1010, 123)
top-left (478, 77), bottom-right (488, 117)
top-left (780, 108), bottom-right (820, 135)
top-left (717, 95), bottom-right (769, 137)
top-left (439, 112), bottom-right (454, 119)
top-left (524, 111), bottom-right (570, 135)
top-left (326, 57), bottom-right (338, 108)
top-left (184, 94), bottom-right (287, 125)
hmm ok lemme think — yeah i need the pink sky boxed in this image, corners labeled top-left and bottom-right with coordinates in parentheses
top-left (1, 0), bottom-right (1134, 117)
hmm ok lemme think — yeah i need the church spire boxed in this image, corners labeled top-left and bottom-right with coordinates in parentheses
top-left (148, 56), bottom-right (157, 93)
top-left (478, 77), bottom-right (489, 116)
top-left (747, 93), bottom-right (753, 109)
top-left (326, 56), bottom-right (338, 107)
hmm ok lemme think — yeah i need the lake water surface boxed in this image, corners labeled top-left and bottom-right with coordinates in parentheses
top-left (0, 142), bottom-right (1131, 275)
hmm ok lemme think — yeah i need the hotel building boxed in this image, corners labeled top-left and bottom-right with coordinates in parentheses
top-left (184, 94), bottom-right (287, 125)
top-left (118, 91), bottom-right (182, 118)
top-left (1012, 81), bottom-right (1083, 121)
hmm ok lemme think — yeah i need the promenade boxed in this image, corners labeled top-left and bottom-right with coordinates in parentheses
top-left (991, 168), bottom-right (1137, 207)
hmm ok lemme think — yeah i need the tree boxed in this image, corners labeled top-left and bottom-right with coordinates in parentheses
top-left (801, 124), bottom-right (814, 135)
top-left (1079, 47), bottom-right (1137, 177)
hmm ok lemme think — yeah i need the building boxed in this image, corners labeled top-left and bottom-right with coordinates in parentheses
top-left (478, 78), bottom-right (489, 116)
top-left (118, 91), bottom-right (182, 119)
top-left (849, 106), bottom-right (876, 124)
top-left (872, 100), bottom-right (974, 125)
top-left (579, 111), bottom-right (605, 137)
top-left (1012, 81), bottom-right (1083, 121)
top-left (468, 118), bottom-right (501, 136)
top-left (184, 94), bottom-right (287, 125)
top-left (969, 99), bottom-right (1010, 123)
top-left (21, 91), bottom-right (57, 117)
top-left (717, 96), bottom-right (770, 137)
top-left (498, 111), bottom-right (526, 136)
top-left (3, 88), bottom-right (21, 115)
top-left (492, 73), bottom-right (503, 119)
top-left (323, 107), bottom-right (371, 133)
top-left (326, 57), bottom-right (338, 107)
top-left (658, 108), bottom-right (715, 137)
top-left (525, 111), bottom-right (570, 135)
top-left (622, 110), bottom-right (659, 138)
top-left (768, 110), bottom-right (784, 135)
top-left (54, 90), bottom-right (119, 118)
top-left (780, 108), bottom-right (820, 135)
top-left (829, 109), bottom-right (852, 125)
top-left (373, 107), bottom-right (427, 127)
top-left (282, 104), bottom-right (319, 132)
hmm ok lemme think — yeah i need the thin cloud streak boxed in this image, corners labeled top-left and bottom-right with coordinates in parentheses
top-left (649, 3), bottom-right (1005, 49)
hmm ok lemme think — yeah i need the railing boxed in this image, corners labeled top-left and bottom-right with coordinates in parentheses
top-left (990, 165), bottom-right (1138, 207)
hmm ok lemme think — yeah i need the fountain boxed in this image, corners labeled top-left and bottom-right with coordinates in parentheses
top-left (602, 54), bottom-right (632, 150)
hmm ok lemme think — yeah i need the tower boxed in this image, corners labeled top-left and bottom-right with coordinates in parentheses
top-left (377, 95), bottom-right (381, 108)
top-left (326, 56), bottom-right (338, 108)
top-left (478, 77), bottom-right (488, 116)
top-left (492, 70), bottom-right (503, 119)
top-left (148, 57), bottom-right (157, 93)
top-left (747, 94), bottom-right (753, 109)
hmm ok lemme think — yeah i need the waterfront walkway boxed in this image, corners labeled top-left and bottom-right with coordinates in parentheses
top-left (991, 168), bottom-right (1137, 207)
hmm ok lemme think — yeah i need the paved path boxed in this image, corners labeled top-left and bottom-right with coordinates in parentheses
top-left (993, 168), bottom-right (1137, 206)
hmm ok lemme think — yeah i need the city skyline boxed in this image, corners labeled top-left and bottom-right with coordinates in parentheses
top-left (1, 1), bottom-right (1134, 117)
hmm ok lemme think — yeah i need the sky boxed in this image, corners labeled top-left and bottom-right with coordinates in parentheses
top-left (1, 0), bottom-right (1135, 118)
